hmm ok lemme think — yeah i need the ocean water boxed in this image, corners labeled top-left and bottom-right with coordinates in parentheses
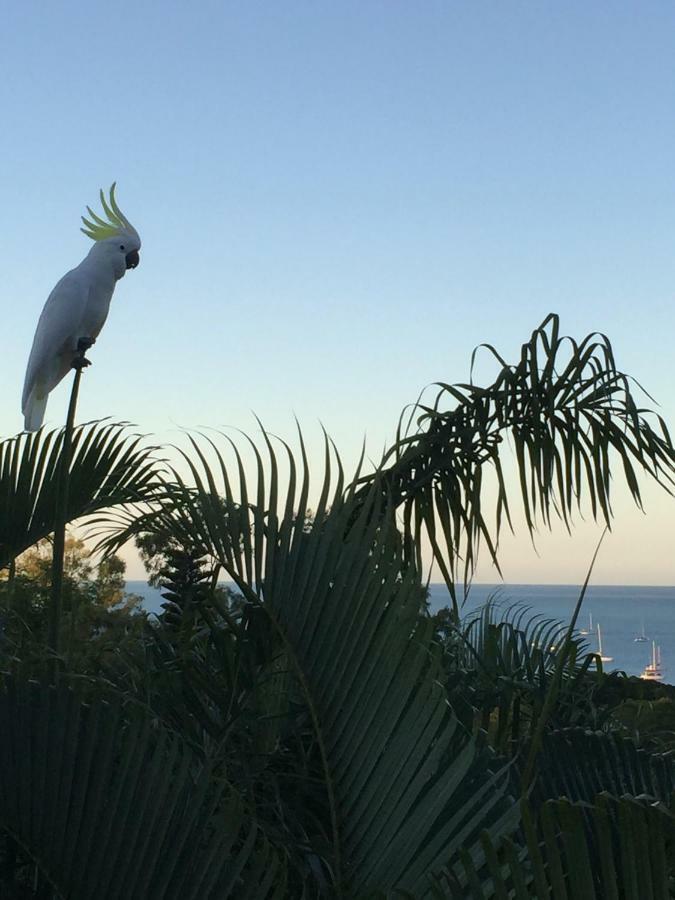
top-left (126, 580), bottom-right (675, 680)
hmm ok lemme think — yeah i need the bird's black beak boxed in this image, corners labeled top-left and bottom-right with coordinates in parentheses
top-left (125, 249), bottom-right (140, 269)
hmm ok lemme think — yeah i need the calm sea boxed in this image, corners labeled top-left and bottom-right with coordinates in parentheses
top-left (126, 580), bottom-right (675, 680)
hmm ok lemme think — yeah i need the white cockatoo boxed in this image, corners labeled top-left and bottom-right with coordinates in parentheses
top-left (22, 184), bottom-right (141, 431)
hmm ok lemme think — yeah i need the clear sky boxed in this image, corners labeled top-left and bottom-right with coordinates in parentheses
top-left (2, 2), bottom-right (675, 583)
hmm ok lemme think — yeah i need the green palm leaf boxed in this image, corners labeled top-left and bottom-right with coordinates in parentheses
top-left (0, 677), bottom-right (284, 899)
top-left (356, 314), bottom-right (675, 605)
top-left (0, 422), bottom-right (162, 570)
top-left (455, 793), bottom-right (675, 899)
top-left (128, 429), bottom-right (519, 896)
top-left (445, 601), bottom-right (597, 749)
top-left (534, 728), bottom-right (675, 805)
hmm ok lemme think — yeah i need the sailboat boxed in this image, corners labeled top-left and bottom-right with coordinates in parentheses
top-left (640, 642), bottom-right (664, 682)
top-left (579, 612), bottom-right (593, 636)
top-left (595, 623), bottom-right (613, 663)
top-left (634, 621), bottom-right (648, 643)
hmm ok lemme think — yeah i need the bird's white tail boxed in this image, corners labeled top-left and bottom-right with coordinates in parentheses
top-left (23, 389), bottom-right (48, 432)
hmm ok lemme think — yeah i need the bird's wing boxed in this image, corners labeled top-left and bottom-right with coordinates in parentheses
top-left (22, 269), bottom-right (90, 412)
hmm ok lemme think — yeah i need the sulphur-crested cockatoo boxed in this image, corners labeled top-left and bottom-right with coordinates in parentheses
top-left (22, 184), bottom-right (141, 431)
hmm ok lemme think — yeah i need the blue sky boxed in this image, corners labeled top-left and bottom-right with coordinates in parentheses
top-left (3, 3), bottom-right (675, 582)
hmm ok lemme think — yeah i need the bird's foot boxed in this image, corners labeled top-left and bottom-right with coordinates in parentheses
top-left (73, 336), bottom-right (95, 370)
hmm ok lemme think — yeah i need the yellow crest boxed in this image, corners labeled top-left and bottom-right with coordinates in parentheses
top-left (80, 183), bottom-right (138, 241)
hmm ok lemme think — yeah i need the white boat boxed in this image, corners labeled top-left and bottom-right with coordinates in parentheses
top-left (640, 642), bottom-right (664, 682)
top-left (634, 621), bottom-right (648, 643)
top-left (595, 623), bottom-right (613, 663)
top-left (579, 612), bottom-right (593, 636)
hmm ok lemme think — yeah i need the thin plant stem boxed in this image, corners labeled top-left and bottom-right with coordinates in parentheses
top-left (48, 358), bottom-right (86, 675)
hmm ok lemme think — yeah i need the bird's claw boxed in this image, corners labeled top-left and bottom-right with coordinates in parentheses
top-left (73, 336), bottom-right (95, 370)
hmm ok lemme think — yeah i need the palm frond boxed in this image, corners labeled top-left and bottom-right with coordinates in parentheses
top-left (534, 728), bottom-right (675, 805)
top-left (454, 793), bottom-right (675, 899)
top-left (357, 314), bottom-right (675, 601)
top-left (441, 601), bottom-right (597, 752)
top-left (0, 422), bottom-right (163, 569)
top-left (0, 677), bottom-right (284, 899)
top-left (120, 428), bottom-right (519, 896)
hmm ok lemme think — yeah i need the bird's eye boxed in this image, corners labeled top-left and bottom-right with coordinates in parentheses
top-left (119, 244), bottom-right (125, 251)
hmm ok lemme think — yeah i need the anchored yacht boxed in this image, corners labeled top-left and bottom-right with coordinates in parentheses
top-left (640, 642), bottom-right (664, 682)
top-left (595, 623), bottom-right (612, 663)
